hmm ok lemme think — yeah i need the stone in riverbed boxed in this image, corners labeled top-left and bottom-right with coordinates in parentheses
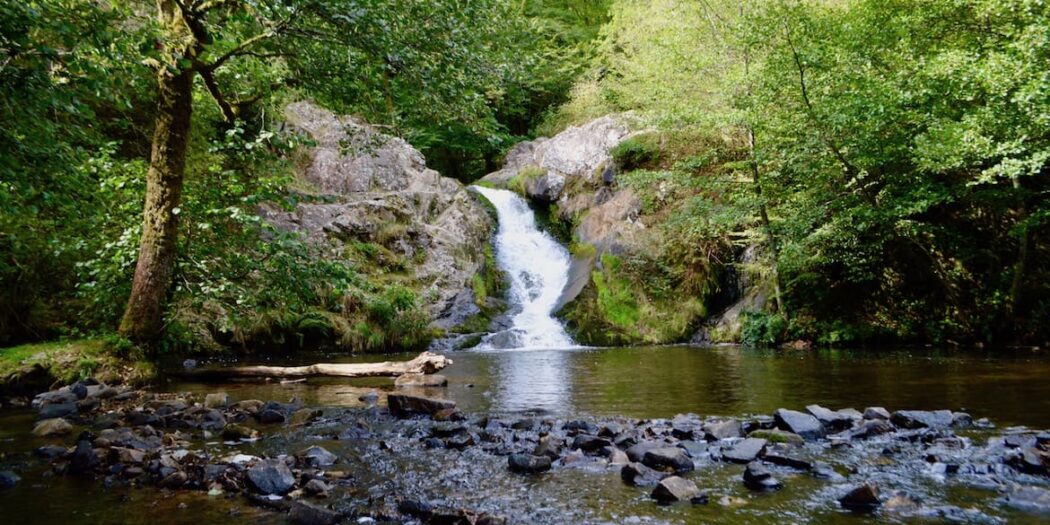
top-left (247, 459), bottom-right (296, 495)
top-left (35, 445), bottom-right (69, 460)
top-left (1004, 486), bottom-right (1050, 515)
top-left (762, 452), bottom-right (812, 471)
top-left (1008, 447), bottom-right (1049, 476)
top-left (651, 476), bottom-right (701, 504)
top-left (257, 409), bottom-right (286, 424)
top-left (850, 419), bottom-right (894, 439)
top-left (805, 405), bottom-right (855, 433)
top-left (773, 409), bottom-right (824, 441)
top-left (387, 394), bottom-right (456, 418)
top-left (222, 424), bottom-right (258, 441)
top-left (722, 438), bottom-right (767, 464)
top-left (110, 447), bottom-right (146, 465)
top-left (33, 418), bottom-right (73, 437)
top-left (621, 462), bottom-right (665, 487)
top-left (533, 434), bottom-right (564, 459)
top-left (703, 419), bottom-right (743, 441)
top-left (68, 440), bottom-right (99, 474)
top-left (743, 462), bottom-right (782, 491)
top-left (839, 483), bottom-right (881, 513)
top-left (394, 373), bottom-right (448, 387)
top-left (204, 393), bottom-right (228, 409)
top-left (626, 441), bottom-right (664, 462)
top-left (864, 407), bottom-right (891, 420)
top-left (508, 454), bottom-right (551, 474)
top-left (642, 447), bottom-right (694, 474)
top-left (289, 408), bottom-right (323, 427)
top-left (38, 402), bottom-right (77, 420)
top-left (890, 410), bottom-right (954, 430)
top-left (812, 462), bottom-right (847, 482)
top-left (301, 446), bottom-right (337, 467)
top-left (289, 501), bottom-right (342, 525)
top-left (748, 429), bottom-right (804, 445)
top-left (572, 434), bottom-right (612, 453)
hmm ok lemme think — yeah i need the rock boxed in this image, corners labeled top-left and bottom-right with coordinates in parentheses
top-left (620, 462), bottom-right (665, 487)
top-left (33, 418), bottom-right (73, 437)
top-left (394, 373), bottom-right (448, 387)
top-left (432, 408), bottom-right (464, 422)
top-left (678, 440), bottom-right (708, 459)
top-left (247, 459), bottom-right (296, 495)
top-left (882, 492), bottom-right (923, 514)
top-left (1004, 486), bottom-right (1050, 515)
top-left (951, 412), bottom-right (973, 428)
top-left (747, 429), bottom-right (804, 445)
top-left (626, 441), bottom-right (664, 462)
top-left (571, 434), bottom-right (612, 453)
top-left (444, 433), bottom-right (475, 450)
top-left (812, 462), bottom-right (846, 482)
top-left (890, 410), bottom-right (954, 430)
top-left (159, 470), bottom-right (188, 489)
top-left (670, 414), bottom-right (703, 440)
top-left (222, 424), bottom-right (258, 441)
top-left (642, 447), bottom-right (694, 474)
top-left (722, 438), bottom-right (767, 464)
top-left (508, 454), bottom-right (552, 474)
top-left (703, 419), bottom-right (743, 441)
top-left (743, 462), bottom-right (782, 491)
top-left (773, 409), bottom-right (824, 441)
top-left (851, 419), bottom-right (894, 439)
top-left (38, 402), bottom-right (77, 420)
top-left (301, 446), bottom-right (337, 467)
top-left (563, 420), bottom-right (598, 435)
top-left (204, 393), bottom-right (229, 409)
top-left (650, 476), bottom-right (700, 504)
top-left (35, 445), bottom-right (69, 460)
top-left (68, 440), bottom-right (99, 474)
top-left (387, 394), bottom-right (456, 418)
top-left (423, 437), bottom-right (444, 449)
top-left (762, 453), bottom-right (812, 471)
top-left (257, 409), bottom-right (286, 424)
top-left (289, 408), bottom-right (323, 427)
top-left (70, 382), bottom-right (88, 399)
top-left (231, 399), bottom-right (264, 413)
top-left (840, 484), bottom-right (881, 513)
top-left (0, 471), bottom-right (19, 489)
top-left (805, 405), bottom-right (854, 433)
top-left (1009, 447), bottom-right (1049, 476)
top-left (524, 171), bottom-right (566, 203)
top-left (289, 501), bottom-right (342, 525)
top-left (863, 407), bottom-right (891, 420)
top-left (110, 447), bottom-right (146, 465)
top-left (303, 479), bottom-right (331, 497)
top-left (533, 435), bottom-right (564, 459)
top-left (608, 448), bottom-right (630, 465)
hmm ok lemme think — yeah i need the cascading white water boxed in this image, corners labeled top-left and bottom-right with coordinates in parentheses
top-left (471, 186), bottom-right (575, 350)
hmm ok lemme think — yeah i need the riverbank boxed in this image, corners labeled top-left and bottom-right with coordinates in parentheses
top-left (0, 339), bottom-right (155, 399)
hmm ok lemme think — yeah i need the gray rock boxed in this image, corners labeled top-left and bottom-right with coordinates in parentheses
top-left (722, 438), bottom-right (767, 464)
top-left (524, 171), bottom-right (566, 202)
top-left (812, 462), bottom-right (847, 482)
top-left (743, 462), bottom-right (782, 491)
top-left (33, 418), bottom-right (73, 437)
top-left (246, 459), bottom-right (296, 495)
top-left (774, 409), bottom-right (824, 441)
top-left (840, 483), bottom-right (881, 513)
top-left (289, 501), bottom-right (342, 525)
top-left (620, 462), bottom-right (665, 487)
top-left (626, 440), bottom-right (664, 462)
top-left (394, 374), bottom-right (448, 387)
top-left (533, 435), bottom-right (563, 459)
top-left (304, 479), bottom-right (331, 497)
top-left (204, 393), bottom-right (229, 409)
top-left (256, 409), bottom-right (286, 424)
top-left (38, 402), bottom-right (77, 420)
top-left (762, 452), bottom-right (812, 471)
top-left (387, 394), bottom-right (456, 417)
top-left (301, 446), bottom-right (337, 467)
top-left (703, 419), bottom-right (743, 441)
top-left (651, 476), bottom-right (700, 504)
top-left (851, 419), bottom-right (894, 439)
top-left (863, 407), bottom-right (891, 420)
top-left (1009, 447), bottom-right (1049, 476)
top-left (642, 447), bottom-right (694, 474)
top-left (747, 429), bottom-right (805, 445)
top-left (508, 454), bottom-right (551, 474)
top-left (571, 434), bottom-right (612, 453)
top-left (1004, 486), bottom-right (1050, 515)
top-left (805, 404), bottom-right (855, 433)
top-left (68, 440), bottom-right (99, 474)
top-left (951, 412), bottom-right (973, 428)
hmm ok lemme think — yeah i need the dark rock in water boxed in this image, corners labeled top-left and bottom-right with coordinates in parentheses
top-left (301, 446), bottom-right (337, 467)
top-left (805, 405), bottom-right (855, 433)
top-left (444, 433), bottom-right (475, 450)
top-left (703, 419), bottom-right (743, 441)
top-left (951, 412), bottom-right (973, 428)
top-left (671, 414), bottom-right (703, 440)
top-left (1004, 486), bottom-right (1050, 515)
top-left (256, 409), bottom-right (286, 424)
top-left (773, 409), bottom-right (824, 441)
top-left (563, 420), bottom-right (597, 435)
top-left (890, 410), bottom-right (954, 430)
top-left (289, 501), bottom-right (342, 525)
top-left (388, 394), bottom-right (456, 418)
top-left (0, 471), bottom-right (19, 489)
top-left (423, 437), bottom-right (444, 449)
top-left (621, 462), bottom-right (665, 487)
top-left (222, 424), bottom-right (257, 441)
top-left (70, 382), bottom-right (88, 400)
top-left (642, 447), bottom-right (694, 474)
top-left (35, 445), bottom-right (69, 460)
top-left (598, 422), bottom-right (623, 438)
top-left (1008, 447), bottom-right (1049, 476)
top-left (851, 419), bottom-right (894, 439)
top-left (38, 402), bottom-right (77, 420)
top-left (626, 441), bottom-right (664, 462)
top-left (68, 440), bottom-right (99, 474)
top-left (508, 454), bottom-right (551, 474)
top-left (510, 418), bottom-right (535, 430)
top-left (246, 459), bottom-right (296, 495)
top-left (762, 452), bottom-right (812, 471)
top-left (722, 438), bottom-right (767, 464)
top-left (840, 483), bottom-right (881, 513)
top-left (812, 462), bottom-right (846, 482)
top-left (863, 407), bottom-right (891, 420)
top-left (651, 476), bottom-right (700, 504)
top-left (431, 423), bottom-right (468, 438)
top-left (534, 434), bottom-right (564, 459)
top-left (1036, 432), bottom-right (1050, 447)
top-left (572, 434), bottom-right (612, 453)
top-left (159, 470), bottom-right (188, 489)
top-left (743, 462), bottom-right (782, 491)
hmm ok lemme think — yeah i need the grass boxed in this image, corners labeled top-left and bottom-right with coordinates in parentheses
top-left (0, 338), bottom-right (153, 386)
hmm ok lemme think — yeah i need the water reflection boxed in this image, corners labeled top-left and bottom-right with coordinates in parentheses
top-left (489, 348), bottom-right (574, 415)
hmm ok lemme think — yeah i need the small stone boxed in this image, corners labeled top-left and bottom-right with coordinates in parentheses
top-left (951, 412), bottom-right (973, 428)
top-left (204, 393), bottom-right (229, 409)
top-left (747, 429), bottom-right (804, 445)
top-left (743, 462), bottom-right (782, 491)
top-left (231, 399), bottom-right (264, 413)
top-left (444, 433), bottom-right (475, 450)
top-left (839, 483), bottom-right (881, 513)
top-left (773, 409), bottom-right (824, 441)
top-left (38, 402), bottom-right (77, 420)
top-left (851, 419), bottom-right (894, 439)
top-left (863, 407), bottom-right (891, 420)
top-left (722, 438), bottom-right (767, 464)
top-left (304, 479), bottom-right (331, 497)
top-left (33, 418), bottom-right (73, 437)
top-left (432, 408), bottom-right (464, 422)
top-left (508, 454), bottom-right (551, 474)
top-left (110, 447), bottom-right (146, 464)
top-left (651, 476), bottom-right (700, 504)
top-left (289, 501), bottom-right (342, 525)
top-left (762, 453), bottom-right (812, 470)
top-left (247, 459), bottom-right (296, 495)
top-left (620, 462), bottom-right (665, 487)
top-left (533, 435), bottom-right (563, 459)
top-left (34, 445), bottom-right (69, 460)
top-left (159, 470), bottom-right (188, 489)
top-left (222, 424), bottom-right (257, 441)
top-left (300, 446), bottom-right (337, 467)
top-left (812, 462), bottom-right (846, 482)
top-left (642, 447), bottom-right (694, 474)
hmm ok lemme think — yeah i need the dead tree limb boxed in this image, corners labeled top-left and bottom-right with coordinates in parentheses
top-left (187, 352), bottom-right (452, 380)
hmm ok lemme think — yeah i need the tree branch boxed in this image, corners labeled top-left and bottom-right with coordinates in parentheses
top-left (199, 68), bottom-right (236, 122)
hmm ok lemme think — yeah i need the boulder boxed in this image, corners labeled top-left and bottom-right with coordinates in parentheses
top-left (743, 462), bottom-right (782, 491)
top-left (626, 441), bottom-right (664, 462)
top-left (256, 409), bottom-right (286, 424)
top-left (571, 434), bottom-right (612, 453)
top-left (387, 394), bottom-right (456, 418)
top-left (651, 476), bottom-right (701, 504)
top-left (533, 435), bottom-right (564, 459)
top-left (289, 501), bottom-right (342, 525)
top-left (289, 408), bottom-right (323, 427)
top-left (863, 407), bottom-right (891, 420)
top-left (762, 452), bottom-right (812, 471)
top-left (304, 479), bottom-right (332, 497)
top-left (110, 447), bottom-right (146, 465)
top-left (247, 459), bottom-right (296, 495)
top-left (203, 393), bottom-right (229, 409)
top-left (508, 454), bottom-right (552, 474)
top-left (703, 419), bottom-right (743, 441)
top-left (394, 373), bottom-right (448, 387)
top-left (805, 405), bottom-right (855, 433)
top-left (773, 409), bottom-right (824, 441)
top-left (222, 424), bottom-right (258, 441)
top-left (524, 171), bottom-right (566, 203)
top-left (33, 418), bottom-right (73, 437)
top-left (68, 440), bottom-right (99, 474)
top-left (1008, 447), bottom-right (1049, 476)
top-left (620, 462), bottom-right (665, 487)
top-left (890, 410), bottom-right (954, 430)
top-left (38, 402), bottom-right (77, 420)
top-left (301, 446), bottom-right (337, 468)
top-left (722, 438), bottom-right (767, 464)
top-left (839, 483), bottom-right (881, 513)
top-left (850, 419), bottom-right (894, 439)
top-left (642, 447), bottom-right (694, 474)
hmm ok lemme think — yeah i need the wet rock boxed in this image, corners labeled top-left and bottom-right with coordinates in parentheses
top-left (70, 382), bottom-right (88, 399)
top-left (247, 459), bottom-right (296, 495)
top-left (863, 407), bottom-right (890, 420)
top-left (159, 470), bottom-right (188, 489)
top-left (0, 471), bottom-right (19, 489)
top-left (510, 418), bottom-right (536, 430)
top-left (508, 454), bottom-right (552, 474)
top-left (773, 409), bottom-right (824, 441)
top-left (805, 405), bottom-right (854, 433)
top-left (387, 394), bottom-right (456, 418)
top-left (68, 440), bottom-right (100, 474)
top-left (642, 447), bottom-right (694, 474)
top-left (762, 452), bottom-right (812, 471)
top-left (394, 373), bottom-right (448, 387)
top-left (38, 402), bottom-right (77, 420)
top-left (882, 492), bottom-right (923, 514)
top-left (222, 424), bottom-right (258, 441)
top-left (743, 462), bottom-right (782, 491)
top-left (33, 417), bottom-right (73, 437)
top-left (651, 476), bottom-right (700, 504)
top-left (35, 445), bottom-right (69, 460)
top-left (812, 462), bottom-right (846, 482)
top-left (747, 428), bottom-right (804, 445)
top-left (1004, 486), bottom-right (1050, 515)
top-left (572, 434), bottom-right (612, 453)
top-left (423, 437), bottom-right (444, 449)
top-left (110, 447), bottom-right (146, 465)
top-left (301, 446), bottom-right (337, 467)
top-left (533, 434), bottom-right (564, 459)
top-left (608, 448), bottom-right (630, 465)
top-left (951, 412), bottom-right (973, 428)
top-left (678, 440), bottom-right (708, 459)
top-left (204, 393), bottom-right (228, 409)
top-left (890, 410), bottom-right (954, 430)
top-left (722, 438), bottom-right (767, 464)
top-left (289, 501), bottom-right (342, 525)
top-left (199, 409), bottom-right (227, 430)
top-left (598, 422), bottom-right (623, 438)
top-left (850, 419), bottom-right (894, 439)
top-left (289, 408), bottom-right (323, 427)
top-left (432, 408), bottom-right (465, 422)
top-left (626, 441), bottom-right (664, 462)
top-left (563, 420), bottom-right (598, 436)
top-left (33, 390), bottom-right (77, 407)
top-left (444, 433), bottom-right (475, 450)
top-left (703, 419), bottom-right (743, 441)
top-left (232, 399), bottom-right (265, 413)
top-left (671, 414), bottom-right (703, 440)
top-left (620, 462), bottom-right (665, 487)
top-left (1008, 447), bottom-right (1049, 476)
top-left (839, 483), bottom-right (881, 513)
top-left (431, 423), bottom-right (467, 438)
top-left (304, 479), bottom-right (331, 497)
top-left (1037, 432), bottom-right (1050, 447)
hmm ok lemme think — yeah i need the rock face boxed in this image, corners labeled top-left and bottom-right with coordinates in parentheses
top-left (263, 102), bottom-right (494, 330)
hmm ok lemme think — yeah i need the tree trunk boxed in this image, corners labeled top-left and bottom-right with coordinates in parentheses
top-left (119, 68), bottom-right (194, 342)
top-left (186, 352), bottom-right (453, 380)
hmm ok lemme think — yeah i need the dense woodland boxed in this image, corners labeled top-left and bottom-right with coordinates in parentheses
top-left (1, 0), bottom-right (1048, 357)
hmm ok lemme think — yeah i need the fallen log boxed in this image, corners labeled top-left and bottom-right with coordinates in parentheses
top-left (186, 352), bottom-right (452, 380)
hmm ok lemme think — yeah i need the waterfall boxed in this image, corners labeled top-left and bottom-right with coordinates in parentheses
top-left (471, 186), bottom-right (576, 350)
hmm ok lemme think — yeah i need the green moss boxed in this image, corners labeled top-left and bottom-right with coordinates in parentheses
top-left (611, 135), bottom-right (661, 171)
top-left (508, 165), bottom-right (545, 196)
top-left (0, 337), bottom-right (154, 387)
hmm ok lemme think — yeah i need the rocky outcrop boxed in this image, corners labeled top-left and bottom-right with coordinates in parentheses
top-left (264, 102), bottom-right (494, 329)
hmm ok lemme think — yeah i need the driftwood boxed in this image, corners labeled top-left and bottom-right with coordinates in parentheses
top-left (187, 352), bottom-right (452, 380)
